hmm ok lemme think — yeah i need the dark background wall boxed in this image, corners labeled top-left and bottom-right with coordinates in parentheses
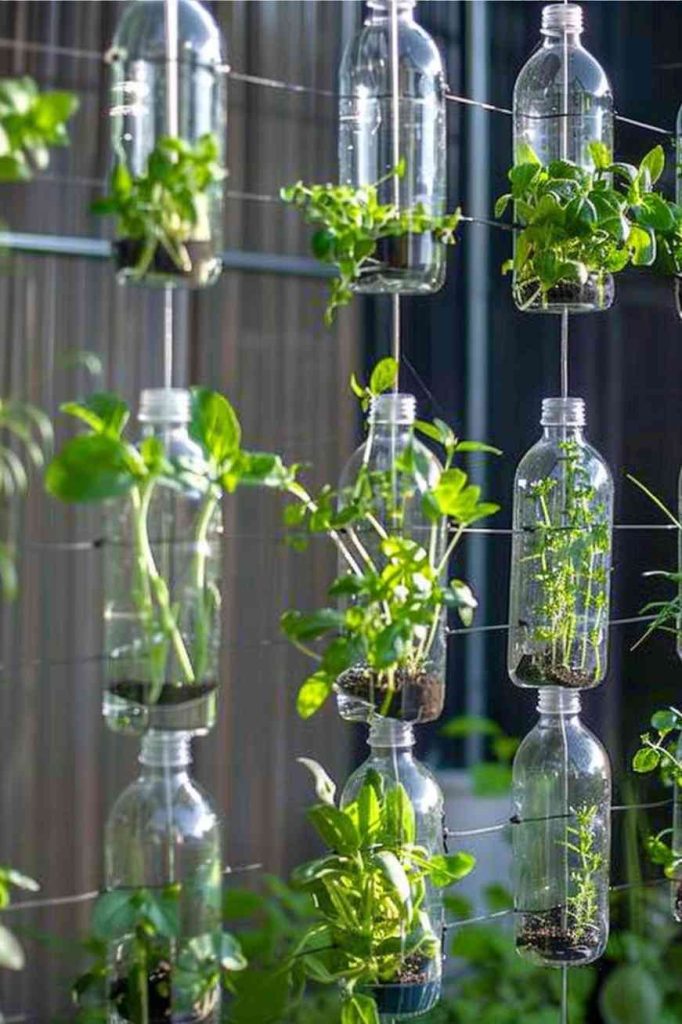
top-left (0, 1), bottom-right (680, 1019)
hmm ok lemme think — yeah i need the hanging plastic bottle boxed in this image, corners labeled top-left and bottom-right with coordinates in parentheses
top-left (103, 388), bottom-right (222, 737)
top-left (334, 392), bottom-right (446, 724)
top-left (340, 718), bottom-right (444, 1018)
top-left (339, 0), bottom-right (447, 293)
top-left (104, 731), bottom-right (222, 1022)
top-left (508, 397), bottom-right (613, 690)
top-left (512, 3), bottom-right (614, 312)
top-left (107, 0), bottom-right (226, 287)
top-left (512, 688), bottom-right (611, 966)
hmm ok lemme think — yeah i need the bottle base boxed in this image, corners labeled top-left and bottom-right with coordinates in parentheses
top-left (335, 666), bottom-right (444, 723)
top-left (353, 234), bottom-right (445, 295)
top-left (103, 681), bottom-right (217, 736)
top-left (515, 909), bottom-right (605, 966)
top-left (361, 957), bottom-right (441, 1020)
top-left (513, 273), bottom-right (614, 314)
top-left (114, 238), bottom-right (222, 289)
top-left (510, 651), bottom-right (600, 690)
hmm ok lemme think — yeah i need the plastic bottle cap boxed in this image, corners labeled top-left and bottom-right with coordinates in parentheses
top-left (537, 686), bottom-right (581, 715)
top-left (541, 3), bottom-right (584, 35)
top-left (370, 392), bottom-right (417, 426)
top-left (541, 396), bottom-right (586, 428)
top-left (138, 387), bottom-right (192, 424)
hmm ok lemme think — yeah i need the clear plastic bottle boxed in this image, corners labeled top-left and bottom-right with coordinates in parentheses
top-left (335, 393), bottom-right (446, 724)
top-left (105, 731), bottom-right (222, 1023)
top-left (103, 388), bottom-right (222, 736)
top-left (508, 397), bottom-right (613, 690)
top-left (512, 688), bottom-right (611, 966)
top-left (672, 732), bottom-right (682, 922)
top-left (108, 0), bottom-right (226, 287)
top-left (340, 718), bottom-right (444, 1019)
top-left (512, 3), bottom-right (614, 312)
top-left (339, 0), bottom-right (446, 293)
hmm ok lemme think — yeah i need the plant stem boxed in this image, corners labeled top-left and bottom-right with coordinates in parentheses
top-left (287, 481), bottom-right (364, 577)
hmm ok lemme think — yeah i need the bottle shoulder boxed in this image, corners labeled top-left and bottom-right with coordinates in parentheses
top-left (513, 719), bottom-right (611, 778)
top-left (341, 754), bottom-right (444, 816)
top-left (340, 434), bottom-right (442, 491)
top-left (106, 773), bottom-right (219, 840)
top-left (340, 20), bottom-right (444, 90)
top-left (514, 436), bottom-right (612, 490)
top-left (513, 43), bottom-right (612, 104)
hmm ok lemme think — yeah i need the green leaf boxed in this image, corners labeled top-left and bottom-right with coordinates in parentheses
top-left (652, 709), bottom-right (680, 732)
top-left (220, 930), bottom-right (247, 972)
top-left (60, 393), bottom-right (129, 437)
top-left (640, 145), bottom-right (665, 186)
top-left (91, 890), bottom-right (139, 940)
top-left (369, 357), bottom-right (398, 396)
top-left (599, 964), bottom-right (662, 1024)
top-left (296, 672), bottom-right (333, 719)
top-left (190, 388), bottom-right (241, 465)
top-left (633, 747), bottom-right (660, 773)
top-left (628, 224), bottom-right (656, 266)
top-left (145, 886), bottom-right (180, 937)
top-left (297, 757), bottom-right (337, 806)
top-left (307, 804), bottom-right (360, 854)
top-left (381, 783), bottom-right (416, 845)
top-left (441, 714), bottom-right (501, 739)
top-left (2, 868), bottom-right (39, 892)
top-left (588, 140), bottom-right (612, 171)
top-left (45, 434), bottom-right (140, 503)
top-left (427, 851), bottom-right (476, 887)
top-left (455, 440), bottom-right (502, 455)
top-left (342, 995), bottom-right (379, 1024)
top-left (494, 193), bottom-right (511, 218)
top-left (372, 851), bottom-right (412, 911)
top-left (356, 779), bottom-right (381, 843)
top-left (0, 923), bottom-right (24, 970)
top-left (514, 142), bottom-right (541, 166)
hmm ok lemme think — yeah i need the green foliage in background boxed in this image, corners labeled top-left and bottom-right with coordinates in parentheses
top-left (440, 714), bottom-right (519, 796)
top-left (0, 76), bottom-right (78, 182)
top-left (0, 866), bottom-right (39, 971)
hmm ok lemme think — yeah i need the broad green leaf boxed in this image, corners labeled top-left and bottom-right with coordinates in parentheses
top-left (514, 142), bottom-right (541, 166)
top-left (228, 968), bottom-right (290, 1024)
top-left (588, 140), bottom-right (612, 171)
top-left (372, 850), bottom-right (412, 911)
top-left (296, 672), bottom-right (332, 718)
top-left (633, 747), bottom-right (660, 773)
top-left (369, 357), bottom-right (398, 396)
top-left (297, 757), bottom-right (337, 806)
top-left (640, 145), bottom-right (665, 186)
top-left (381, 783), bottom-right (416, 845)
top-left (1, 868), bottom-right (39, 892)
top-left (307, 804), bottom-right (360, 854)
top-left (356, 778), bottom-right (381, 842)
top-left (45, 434), bottom-right (140, 502)
top-left (455, 440), bottom-right (502, 455)
top-left (145, 885), bottom-right (180, 937)
top-left (191, 388), bottom-right (241, 465)
top-left (341, 995), bottom-right (380, 1024)
top-left (652, 708), bottom-right (680, 732)
top-left (220, 930), bottom-right (247, 971)
top-left (91, 890), bottom-right (139, 940)
top-left (427, 851), bottom-right (476, 887)
top-left (0, 923), bottom-right (24, 970)
top-left (61, 393), bottom-right (129, 437)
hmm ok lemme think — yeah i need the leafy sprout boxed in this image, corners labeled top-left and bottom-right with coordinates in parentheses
top-left (281, 358), bottom-right (500, 719)
top-left (0, 76), bottom-right (78, 182)
top-left (563, 805), bottom-right (605, 941)
top-left (92, 134), bottom-right (225, 279)
top-left (496, 143), bottom-right (664, 308)
top-left (281, 162), bottom-right (461, 325)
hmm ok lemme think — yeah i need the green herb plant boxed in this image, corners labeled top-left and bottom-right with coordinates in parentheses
top-left (92, 134), bottom-right (225, 280)
top-left (0, 866), bottom-right (39, 971)
top-left (281, 162), bottom-right (461, 324)
top-left (282, 759), bottom-right (474, 1024)
top-left (73, 885), bottom-right (246, 1024)
top-left (496, 142), bottom-right (665, 309)
top-left (281, 357), bottom-right (500, 720)
top-left (512, 440), bottom-right (611, 687)
top-left (632, 707), bottom-right (682, 891)
top-left (0, 398), bottom-right (53, 597)
top-left (0, 76), bottom-right (78, 182)
top-left (563, 804), bottom-right (605, 942)
top-left (46, 389), bottom-right (292, 702)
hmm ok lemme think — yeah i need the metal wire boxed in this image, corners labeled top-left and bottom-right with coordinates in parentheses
top-left (445, 799), bottom-right (674, 839)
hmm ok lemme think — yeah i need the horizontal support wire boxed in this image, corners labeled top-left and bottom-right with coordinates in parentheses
top-left (445, 798), bottom-right (674, 839)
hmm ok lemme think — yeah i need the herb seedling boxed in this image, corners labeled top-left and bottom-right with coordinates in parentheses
top-left (281, 162), bottom-right (461, 324)
top-left (281, 357), bottom-right (499, 720)
top-left (46, 389), bottom-right (292, 707)
top-left (73, 885), bottom-right (245, 1023)
top-left (496, 142), bottom-right (663, 309)
top-left (0, 866), bottom-right (39, 971)
top-left (286, 759), bottom-right (474, 1024)
top-left (564, 805), bottom-right (605, 942)
top-left (0, 76), bottom-right (78, 181)
top-left (92, 134), bottom-right (226, 282)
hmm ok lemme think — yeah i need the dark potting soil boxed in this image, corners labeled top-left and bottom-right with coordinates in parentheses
top-left (515, 651), bottom-right (596, 689)
top-left (109, 680), bottom-right (217, 708)
top-left (114, 239), bottom-right (220, 287)
top-left (516, 908), bottom-right (599, 964)
top-left (338, 666), bottom-right (443, 722)
top-left (111, 961), bottom-right (214, 1023)
top-left (367, 955), bottom-right (440, 1017)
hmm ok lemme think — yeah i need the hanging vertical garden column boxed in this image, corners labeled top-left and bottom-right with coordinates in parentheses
top-left (100, 0), bottom-right (226, 287)
top-left (339, 0), bottom-right (447, 293)
top-left (511, 3), bottom-right (614, 312)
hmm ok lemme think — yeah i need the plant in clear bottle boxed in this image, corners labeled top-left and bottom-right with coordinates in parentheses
top-left (512, 687), bottom-right (611, 966)
top-left (508, 397), bottom-right (613, 690)
top-left (282, 357), bottom-right (499, 723)
top-left (46, 386), bottom-right (293, 735)
top-left (102, 0), bottom-right (226, 287)
top-left (510, 2), bottom-right (615, 312)
top-left (73, 732), bottom-right (245, 1023)
top-left (290, 749), bottom-right (473, 1023)
top-left (339, 0), bottom-right (447, 295)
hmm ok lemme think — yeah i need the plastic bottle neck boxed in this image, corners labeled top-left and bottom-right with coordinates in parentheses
top-left (368, 717), bottom-right (415, 750)
top-left (540, 3), bottom-right (583, 45)
top-left (537, 686), bottom-right (581, 717)
top-left (369, 393), bottom-right (417, 428)
top-left (540, 396), bottom-right (586, 440)
top-left (367, 0), bottom-right (416, 22)
top-left (139, 730), bottom-right (192, 770)
top-left (138, 387), bottom-right (192, 434)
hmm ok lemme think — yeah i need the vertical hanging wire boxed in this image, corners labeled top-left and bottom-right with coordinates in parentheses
top-left (389, 0), bottom-right (401, 374)
top-left (163, 0), bottom-right (179, 390)
top-left (561, 965), bottom-right (569, 1024)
